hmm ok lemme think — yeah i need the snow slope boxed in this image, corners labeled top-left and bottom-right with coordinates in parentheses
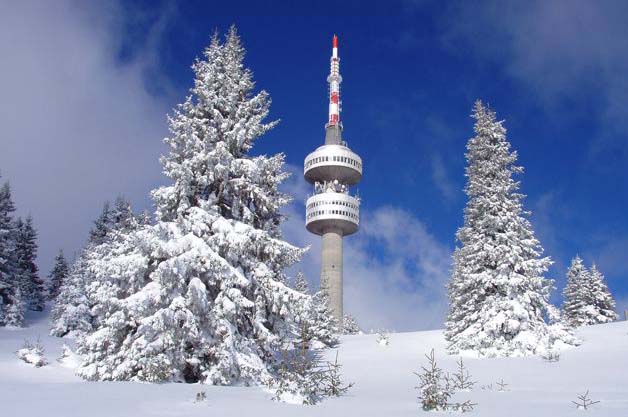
top-left (1, 308), bottom-right (626, 416)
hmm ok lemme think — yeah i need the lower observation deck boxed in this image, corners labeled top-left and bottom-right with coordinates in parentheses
top-left (304, 144), bottom-right (362, 185)
top-left (305, 192), bottom-right (360, 236)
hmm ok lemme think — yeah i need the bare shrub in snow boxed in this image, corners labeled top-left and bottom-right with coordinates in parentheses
top-left (195, 391), bottom-right (207, 403)
top-left (17, 337), bottom-right (48, 367)
top-left (572, 390), bottom-right (600, 410)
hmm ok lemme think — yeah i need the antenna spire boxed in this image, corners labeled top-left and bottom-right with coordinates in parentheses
top-left (327, 34), bottom-right (342, 126)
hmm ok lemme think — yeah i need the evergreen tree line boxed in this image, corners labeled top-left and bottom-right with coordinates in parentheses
top-left (445, 102), bottom-right (618, 358)
top-left (0, 177), bottom-right (45, 327)
top-left (46, 28), bottom-right (343, 403)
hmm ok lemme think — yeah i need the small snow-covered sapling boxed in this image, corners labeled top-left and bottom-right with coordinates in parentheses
top-left (321, 351), bottom-right (354, 397)
top-left (375, 329), bottom-right (390, 346)
top-left (542, 349), bottom-right (560, 363)
top-left (451, 358), bottom-right (475, 391)
top-left (572, 390), bottom-right (600, 410)
top-left (496, 379), bottom-right (509, 392)
top-left (16, 337), bottom-right (48, 367)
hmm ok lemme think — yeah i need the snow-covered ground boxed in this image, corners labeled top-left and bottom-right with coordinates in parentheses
top-left (2, 308), bottom-right (627, 416)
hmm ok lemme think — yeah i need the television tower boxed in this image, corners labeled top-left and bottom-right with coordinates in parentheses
top-left (304, 35), bottom-right (362, 321)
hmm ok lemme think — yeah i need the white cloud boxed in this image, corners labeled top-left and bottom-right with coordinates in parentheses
top-left (0, 1), bottom-right (172, 270)
top-left (281, 167), bottom-right (452, 332)
top-left (442, 1), bottom-right (628, 133)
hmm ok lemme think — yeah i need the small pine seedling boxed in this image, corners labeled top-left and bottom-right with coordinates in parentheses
top-left (572, 390), bottom-right (600, 410)
top-left (496, 378), bottom-right (509, 392)
top-left (451, 358), bottom-right (475, 391)
top-left (542, 350), bottom-right (560, 363)
top-left (414, 349), bottom-right (451, 411)
top-left (375, 329), bottom-right (390, 346)
top-left (321, 351), bottom-right (354, 397)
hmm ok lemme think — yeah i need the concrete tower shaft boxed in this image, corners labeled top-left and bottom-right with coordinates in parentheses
top-left (304, 35), bottom-right (362, 322)
top-left (321, 229), bottom-right (343, 319)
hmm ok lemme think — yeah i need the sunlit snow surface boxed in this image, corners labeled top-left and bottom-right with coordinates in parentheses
top-left (1, 307), bottom-right (627, 416)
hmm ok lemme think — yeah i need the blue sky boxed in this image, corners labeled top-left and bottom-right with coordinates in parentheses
top-left (1, 0), bottom-right (627, 330)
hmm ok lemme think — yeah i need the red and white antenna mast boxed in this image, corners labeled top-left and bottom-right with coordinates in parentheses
top-left (327, 34), bottom-right (342, 126)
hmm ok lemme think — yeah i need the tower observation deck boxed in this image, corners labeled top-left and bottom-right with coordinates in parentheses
top-left (304, 35), bottom-right (362, 321)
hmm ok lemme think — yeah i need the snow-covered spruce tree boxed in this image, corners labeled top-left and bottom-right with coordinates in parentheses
top-left (88, 201), bottom-right (112, 246)
top-left (561, 259), bottom-right (616, 327)
top-left (110, 195), bottom-right (140, 233)
top-left (47, 250), bottom-right (69, 300)
top-left (291, 272), bottom-right (338, 348)
top-left (561, 256), bottom-right (589, 327)
top-left (77, 28), bottom-right (307, 385)
top-left (5, 287), bottom-right (25, 327)
top-left (50, 199), bottom-right (139, 337)
top-left (15, 216), bottom-right (45, 311)
top-left (293, 271), bottom-right (309, 294)
top-left (445, 100), bottom-right (570, 357)
top-left (306, 289), bottom-right (339, 347)
top-left (582, 264), bottom-right (617, 325)
top-left (342, 313), bottom-right (361, 335)
top-left (0, 180), bottom-right (24, 327)
top-left (50, 255), bottom-right (93, 337)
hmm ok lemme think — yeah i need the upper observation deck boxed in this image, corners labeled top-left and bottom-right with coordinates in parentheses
top-left (304, 144), bottom-right (362, 186)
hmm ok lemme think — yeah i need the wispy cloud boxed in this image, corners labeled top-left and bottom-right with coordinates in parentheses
top-left (442, 1), bottom-right (628, 137)
top-left (430, 153), bottom-right (457, 203)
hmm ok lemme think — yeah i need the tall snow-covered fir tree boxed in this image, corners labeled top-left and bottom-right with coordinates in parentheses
top-left (445, 100), bottom-right (571, 357)
top-left (0, 180), bottom-right (25, 327)
top-left (584, 264), bottom-right (617, 324)
top-left (15, 216), bottom-right (44, 311)
top-left (47, 250), bottom-right (69, 300)
top-left (76, 28), bottom-right (307, 385)
top-left (561, 256), bottom-right (588, 327)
